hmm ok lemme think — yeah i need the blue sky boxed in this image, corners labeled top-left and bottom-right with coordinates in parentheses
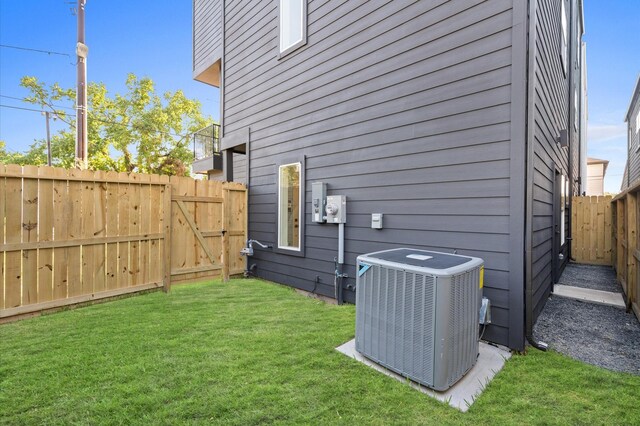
top-left (0, 1), bottom-right (639, 193)
top-left (583, 0), bottom-right (639, 192)
top-left (0, 1), bottom-right (220, 151)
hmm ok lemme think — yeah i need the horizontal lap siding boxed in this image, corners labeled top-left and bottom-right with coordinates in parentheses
top-left (628, 93), bottom-right (640, 185)
top-left (531, 0), bottom-right (570, 320)
top-left (224, 0), bottom-right (515, 347)
top-left (194, 0), bottom-right (222, 72)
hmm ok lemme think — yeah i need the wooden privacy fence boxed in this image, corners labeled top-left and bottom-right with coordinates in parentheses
top-left (571, 195), bottom-right (613, 265)
top-left (612, 189), bottom-right (640, 321)
top-left (0, 164), bottom-right (247, 321)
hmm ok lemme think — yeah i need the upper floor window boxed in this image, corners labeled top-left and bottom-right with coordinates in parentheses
top-left (636, 109), bottom-right (640, 134)
top-left (560, 1), bottom-right (568, 75)
top-left (280, 0), bottom-right (307, 55)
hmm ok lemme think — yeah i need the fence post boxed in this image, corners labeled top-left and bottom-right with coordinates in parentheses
top-left (163, 183), bottom-right (172, 293)
top-left (627, 194), bottom-right (636, 300)
top-left (222, 184), bottom-right (230, 282)
top-left (617, 200), bottom-right (624, 283)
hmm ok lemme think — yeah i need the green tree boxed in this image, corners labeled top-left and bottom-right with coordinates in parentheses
top-left (4, 74), bottom-right (212, 175)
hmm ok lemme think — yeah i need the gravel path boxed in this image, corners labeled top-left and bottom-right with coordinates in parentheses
top-left (558, 263), bottom-right (621, 293)
top-left (533, 296), bottom-right (640, 375)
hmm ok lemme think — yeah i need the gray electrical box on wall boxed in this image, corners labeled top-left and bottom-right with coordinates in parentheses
top-left (312, 182), bottom-right (327, 223)
top-left (325, 195), bottom-right (346, 223)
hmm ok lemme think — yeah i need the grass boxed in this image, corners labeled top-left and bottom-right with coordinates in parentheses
top-left (1, 278), bottom-right (639, 425)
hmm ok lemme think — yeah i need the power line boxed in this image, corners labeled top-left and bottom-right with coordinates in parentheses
top-left (0, 103), bottom-right (76, 116)
top-left (0, 95), bottom-right (76, 111)
top-left (0, 44), bottom-right (71, 58)
top-left (0, 104), bottom-right (189, 139)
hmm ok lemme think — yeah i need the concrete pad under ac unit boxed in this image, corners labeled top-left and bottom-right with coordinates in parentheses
top-left (336, 339), bottom-right (511, 413)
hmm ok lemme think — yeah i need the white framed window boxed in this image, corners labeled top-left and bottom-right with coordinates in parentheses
top-left (560, 1), bottom-right (568, 75)
top-left (279, 0), bottom-right (307, 55)
top-left (636, 109), bottom-right (640, 135)
top-left (278, 162), bottom-right (302, 251)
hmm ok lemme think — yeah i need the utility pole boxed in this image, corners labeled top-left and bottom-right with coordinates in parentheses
top-left (43, 111), bottom-right (52, 166)
top-left (75, 0), bottom-right (88, 169)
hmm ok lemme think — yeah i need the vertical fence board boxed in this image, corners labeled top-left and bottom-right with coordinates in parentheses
top-left (53, 168), bottom-right (69, 300)
top-left (37, 166), bottom-right (55, 303)
top-left (222, 186), bottom-right (230, 282)
top-left (208, 180), bottom-right (223, 267)
top-left (93, 171), bottom-right (107, 292)
top-left (5, 165), bottom-right (23, 308)
top-left (139, 174), bottom-right (151, 285)
top-left (185, 177), bottom-right (197, 282)
top-left (21, 166), bottom-right (39, 305)
top-left (105, 171), bottom-right (119, 290)
top-left (620, 199), bottom-right (627, 291)
top-left (149, 174), bottom-right (161, 284)
top-left (129, 173), bottom-right (141, 287)
top-left (162, 183), bottom-right (171, 292)
top-left (194, 180), bottom-right (207, 268)
top-left (604, 200), bottom-right (612, 262)
top-left (118, 173), bottom-right (130, 289)
top-left (67, 169), bottom-right (83, 297)
top-left (80, 169), bottom-right (95, 295)
top-left (170, 176), bottom-right (187, 281)
top-left (627, 193), bottom-right (637, 306)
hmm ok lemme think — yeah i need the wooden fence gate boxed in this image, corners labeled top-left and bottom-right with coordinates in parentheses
top-left (169, 177), bottom-right (246, 284)
top-left (0, 165), bottom-right (247, 322)
top-left (570, 195), bottom-right (613, 265)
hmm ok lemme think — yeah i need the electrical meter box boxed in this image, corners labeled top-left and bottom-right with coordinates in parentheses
top-left (312, 182), bottom-right (327, 223)
top-left (325, 195), bottom-right (346, 223)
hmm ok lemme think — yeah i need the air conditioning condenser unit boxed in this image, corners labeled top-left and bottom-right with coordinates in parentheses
top-left (355, 248), bottom-right (483, 391)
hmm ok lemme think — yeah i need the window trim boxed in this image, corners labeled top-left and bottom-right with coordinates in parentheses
top-left (560, 0), bottom-right (568, 77)
top-left (278, 0), bottom-right (307, 59)
top-left (275, 156), bottom-right (305, 257)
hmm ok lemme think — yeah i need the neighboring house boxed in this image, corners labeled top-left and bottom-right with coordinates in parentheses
top-left (621, 76), bottom-right (640, 191)
top-left (586, 157), bottom-right (609, 196)
top-left (192, 0), bottom-right (586, 351)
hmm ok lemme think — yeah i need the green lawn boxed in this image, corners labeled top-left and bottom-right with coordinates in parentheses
top-left (1, 279), bottom-right (639, 425)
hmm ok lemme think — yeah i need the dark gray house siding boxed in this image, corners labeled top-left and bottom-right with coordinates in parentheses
top-left (193, 0), bottom-right (585, 351)
top-left (225, 0), bottom-right (523, 348)
top-left (625, 77), bottom-right (640, 188)
top-left (193, 0), bottom-right (223, 81)
top-left (527, 0), bottom-right (584, 321)
top-left (208, 154), bottom-right (247, 184)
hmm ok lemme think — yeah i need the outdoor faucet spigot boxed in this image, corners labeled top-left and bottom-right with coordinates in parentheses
top-left (241, 239), bottom-right (273, 256)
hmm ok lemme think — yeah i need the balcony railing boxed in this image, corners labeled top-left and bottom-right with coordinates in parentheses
top-left (193, 123), bottom-right (220, 160)
top-left (191, 123), bottom-right (222, 174)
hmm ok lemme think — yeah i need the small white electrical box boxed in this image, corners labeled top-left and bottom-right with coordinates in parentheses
top-left (371, 213), bottom-right (383, 229)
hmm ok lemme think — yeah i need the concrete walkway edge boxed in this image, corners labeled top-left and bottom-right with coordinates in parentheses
top-left (553, 284), bottom-right (625, 309)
